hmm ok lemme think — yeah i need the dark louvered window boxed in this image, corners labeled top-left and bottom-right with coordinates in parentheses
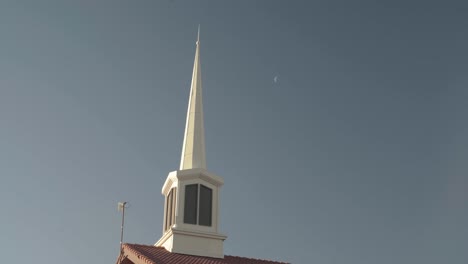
top-left (199, 185), bottom-right (212, 226)
top-left (165, 191), bottom-right (170, 231)
top-left (171, 188), bottom-right (176, 227)
top-left (183, 184), bottom-right (212, 226)
top-left (184, 184), bottom-right (198, 224)
top-left (164, 188), bottom-right (177, 232)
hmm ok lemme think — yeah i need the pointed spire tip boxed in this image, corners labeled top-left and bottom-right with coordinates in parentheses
top-left (196, 25), bottom-right (200, 45)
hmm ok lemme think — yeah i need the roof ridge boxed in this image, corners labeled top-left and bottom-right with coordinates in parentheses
top-left (124, 243), bottom-right (161, 247)
top-left (225, 254), bottom-right (289, 264)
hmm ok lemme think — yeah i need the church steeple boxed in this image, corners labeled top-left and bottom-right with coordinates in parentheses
top-left (155, 27), bottom-right (227, 259)
top-left (180, 25), bottom-right (206, 170)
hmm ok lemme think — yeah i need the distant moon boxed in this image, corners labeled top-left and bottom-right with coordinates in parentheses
top-left (273, 76), bottom-right (278, 83)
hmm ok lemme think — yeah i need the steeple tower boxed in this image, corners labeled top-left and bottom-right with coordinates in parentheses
top-left (180, 25), bottom-right (206, 170)
top-left (155, 27), bottom-right (227, 259)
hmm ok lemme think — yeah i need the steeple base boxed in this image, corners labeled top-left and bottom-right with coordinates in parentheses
top-left (155, 227), bottom-right (227, 259)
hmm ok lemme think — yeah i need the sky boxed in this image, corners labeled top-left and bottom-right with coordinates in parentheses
top-left (0, 1), bottom-right (467, 263)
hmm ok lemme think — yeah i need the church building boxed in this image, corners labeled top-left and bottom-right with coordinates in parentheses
top-left (116, 29), bottom-right (287, 264)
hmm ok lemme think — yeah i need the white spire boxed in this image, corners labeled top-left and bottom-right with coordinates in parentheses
top-left (180, 26), bottom-right (206, 170)
top-left (156, 28), bottom-right (227, 258)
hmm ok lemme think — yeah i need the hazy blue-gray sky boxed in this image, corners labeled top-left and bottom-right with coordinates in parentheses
top-left (1, 1), bottom-right (467, 263)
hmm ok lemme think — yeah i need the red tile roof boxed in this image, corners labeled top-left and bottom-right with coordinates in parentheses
top-left (118, 243), bottom-right (289, 264)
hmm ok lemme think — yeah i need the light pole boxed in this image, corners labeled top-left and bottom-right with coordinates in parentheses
top-left (118, 202), bottom-right (128, 254)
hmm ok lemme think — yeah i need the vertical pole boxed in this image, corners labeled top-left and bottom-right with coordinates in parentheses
top-left (119, 202), bottom-right (127, 253)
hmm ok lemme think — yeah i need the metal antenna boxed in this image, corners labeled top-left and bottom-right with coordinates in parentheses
top-left (118, 202), bottom-right (128, 254)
